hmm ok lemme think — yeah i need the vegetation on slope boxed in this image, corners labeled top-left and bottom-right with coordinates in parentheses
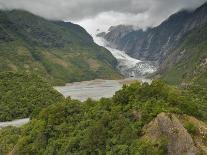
top-left (0, 72), bottom-right (64, 121)
top-left (155, 12), bottom-right (207, 125)
top-left (0, 127), bottom-right (21, 155)
top-left (161, 23), bottom-right (207, 87)
top-left (1, 80), bottom-right (206, 155)
top-left (0, 10), bottom-right (121, 85)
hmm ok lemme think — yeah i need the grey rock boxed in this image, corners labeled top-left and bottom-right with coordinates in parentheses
top-left (143, 113), bottom-right (197, 155)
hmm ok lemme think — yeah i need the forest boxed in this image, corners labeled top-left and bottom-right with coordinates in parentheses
top-left (1, 78), bottom-right (206, 154)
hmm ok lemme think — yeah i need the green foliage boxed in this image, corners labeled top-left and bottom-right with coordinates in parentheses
top-left (0, 72), bottom-right (64, 121)
top-left (131, 138), bottom-right (168, 155)
top-left (183, 85), bottom-right (207, 120)
top-left (1, 80), bottom-right (204, 155)
top-left (0, 127), bottom-right (21, 155)
top-left (113, 80), bottom-right (202, 123)
top-left (184, 122), bottom-right (198, 136)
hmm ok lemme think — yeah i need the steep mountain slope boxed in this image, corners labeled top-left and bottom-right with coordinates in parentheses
top-left (103, 2), bottom-right (207, 63)
top-left (160, 23), bottom-right (207, 85)
top-left (0, 10), bottom-right (121, 85)
top-left (0, 72), bottom-right (64, 121)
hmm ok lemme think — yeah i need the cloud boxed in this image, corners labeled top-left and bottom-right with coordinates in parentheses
top-left (0, 0), bottom-right (206, 34)
top-left (0, 0), bottom-right (206, 20)
top-left (75, 11), bottom-right (150, 36)
top-left (0, 0), bottom-right (149, 20)
top-left (74, 0), bottom-right (207, 35)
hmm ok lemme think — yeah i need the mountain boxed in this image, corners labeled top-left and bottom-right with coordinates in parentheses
top-left (1, 80), bottom-right (207, 155)
top-left (0, 10), bottom-right (121, 85)
top-left (102, 25), bottom-right (134, 47)
top-left (103, 2), bottom-right (207, 63)
top-left (101, 2), bottom-right (207, 85)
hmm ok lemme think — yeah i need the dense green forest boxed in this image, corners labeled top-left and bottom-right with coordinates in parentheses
top-left (0, 72), bottom-right (64, 121)
top-left (1, 80), bottom-right (207, 154)
top-left (0, 10), bottom-right (121, 85)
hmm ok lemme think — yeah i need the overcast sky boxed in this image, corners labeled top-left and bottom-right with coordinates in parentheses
top-left (0, 0), bottom-right (206, 35)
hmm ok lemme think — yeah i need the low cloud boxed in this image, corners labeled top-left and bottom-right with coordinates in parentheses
top-left (0, 0), bottom-right (206, 34)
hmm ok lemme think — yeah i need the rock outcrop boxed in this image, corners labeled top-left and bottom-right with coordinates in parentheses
top-left (143, 113), bottom-right (197, 155)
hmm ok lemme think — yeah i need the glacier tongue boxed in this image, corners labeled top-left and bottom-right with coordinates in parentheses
top-left (94, 36), bottom-right (157, 78)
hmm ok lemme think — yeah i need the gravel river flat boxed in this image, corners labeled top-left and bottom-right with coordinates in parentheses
top-left (54, 78), bottom-right (150, 101)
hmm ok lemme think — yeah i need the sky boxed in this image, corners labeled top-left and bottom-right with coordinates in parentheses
top-left (0, 0), bottom-right (206, 35)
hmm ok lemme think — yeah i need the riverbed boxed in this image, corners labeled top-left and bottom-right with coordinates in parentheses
top-left (54, 78), bottom-right (148, 101)
top-left (0, 118), bottom-right (29, 128)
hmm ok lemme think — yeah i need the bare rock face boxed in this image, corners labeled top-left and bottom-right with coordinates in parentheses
top-left (143, 113), bottom-right (197, 155)
top-left (103, 25), bottom-right (135, 49)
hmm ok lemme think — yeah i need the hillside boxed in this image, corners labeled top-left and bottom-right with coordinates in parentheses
top-left (160, 23), bottom-right (207, 86)
top-left (0, 10), bottom-right (121, 85)
top-left (0, 72), bottom-right (64, 121)
top-left (1, 81), bottom-right (207, 155)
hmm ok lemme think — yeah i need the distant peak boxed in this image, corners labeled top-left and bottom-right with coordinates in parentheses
top-left (108, 25), bottom-right (140, 33)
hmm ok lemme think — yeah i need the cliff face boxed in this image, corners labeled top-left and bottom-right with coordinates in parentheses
top-left (102, 2), bottom-right (207, 64)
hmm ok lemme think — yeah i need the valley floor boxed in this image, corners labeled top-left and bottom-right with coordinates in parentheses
top-left (54, 78), bottom-right (149, 101)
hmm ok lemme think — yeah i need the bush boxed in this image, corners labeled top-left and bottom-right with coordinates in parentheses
top-left (184, 122), bottom-right (198, 135)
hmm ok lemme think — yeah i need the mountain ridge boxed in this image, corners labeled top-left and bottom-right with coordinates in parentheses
top-left (0, 9), bottom-right (122, 85)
